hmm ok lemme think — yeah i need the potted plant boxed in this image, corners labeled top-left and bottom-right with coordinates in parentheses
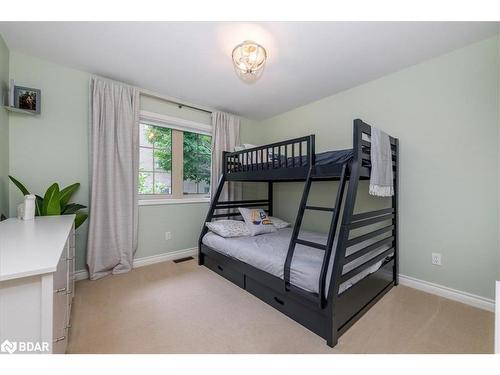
top-left (9, 176), bottom-right (88, 229)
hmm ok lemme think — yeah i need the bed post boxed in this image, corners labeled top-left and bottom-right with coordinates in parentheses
top-left (198, 152), bottom-right (228, 266)
top-left (268, 182), bottom-right (273, 217)
top-left (325, 119), bottom-right (363, 347)
top-left (393, 138), bottom-right (399, 285)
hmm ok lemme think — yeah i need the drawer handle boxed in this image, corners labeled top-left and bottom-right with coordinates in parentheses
top-left (66, 290), bottom-right (72, 295)
top-left (217, 265), bottom-right (224, 272)
top-left (66, 324), bottom-right (72, 329)
top-left (66, 257), bottom-right (74, 261)
top-left (55, 287), bottom-right (67, 293)
top-left (273, 296), bottom-right (285, 305)
top-left (54, 336), bottom-right (66, 343)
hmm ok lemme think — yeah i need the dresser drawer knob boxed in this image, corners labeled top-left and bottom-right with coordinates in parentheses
top-left (54, 336), bottom-right (66, 343)
top-left (55, 287), bottom-right (67, 293)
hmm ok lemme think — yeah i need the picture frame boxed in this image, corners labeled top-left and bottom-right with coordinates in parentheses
top-left (14, 85), bottom-right (41, 113)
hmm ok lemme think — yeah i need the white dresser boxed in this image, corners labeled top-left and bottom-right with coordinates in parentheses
top-left (0, 216), bottom-right (76, 354)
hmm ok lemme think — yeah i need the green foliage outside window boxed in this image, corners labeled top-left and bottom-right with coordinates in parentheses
top-left (139, 123), bottom-right (211, 195)
top-left (183, 132), bottom-right (211, 184)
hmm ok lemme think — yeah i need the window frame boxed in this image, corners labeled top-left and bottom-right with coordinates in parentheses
top-left (139, 111), bottom-right (212, 203)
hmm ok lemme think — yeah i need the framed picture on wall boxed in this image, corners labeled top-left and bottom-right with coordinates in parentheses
top-left (14, 86), bottom-right (41, 113)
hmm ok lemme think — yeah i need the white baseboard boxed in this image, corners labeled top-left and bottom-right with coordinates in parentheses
top-left (74, 247), bottom-right (197, 281)
top-left (399, 274), bottom-right (495, 312)
top-left (133, 247), bottom-right (197, 268)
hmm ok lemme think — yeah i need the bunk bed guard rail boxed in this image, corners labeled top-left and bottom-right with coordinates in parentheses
top-left (223, 135), bottom-right (316, 176)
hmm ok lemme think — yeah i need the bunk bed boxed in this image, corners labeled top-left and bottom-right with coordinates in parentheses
top-left (198, 119), bottom-right (399, 347)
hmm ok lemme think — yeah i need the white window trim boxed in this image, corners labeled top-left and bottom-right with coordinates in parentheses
top-left (139, 197), bottom-right (210, 206)
top-left (139, 111), bottom-right (212, 201)
top-left (140, 110), bottom-right (211, 135)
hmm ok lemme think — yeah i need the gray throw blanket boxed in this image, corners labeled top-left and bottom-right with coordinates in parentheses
top-left (369, 128), bottom-right (394, 197)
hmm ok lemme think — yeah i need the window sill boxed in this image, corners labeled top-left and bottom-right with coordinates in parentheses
top-left (138, 197), bottom-right (211, 206)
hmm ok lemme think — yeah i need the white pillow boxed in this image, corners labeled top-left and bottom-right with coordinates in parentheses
top-left (238, 207), bottom-right (277, 236)
top-left (242, 143), bottom-right (257, 149)
top-left (206, 220), bottom-right (250, 238)
top-left (269, 216), bottom-right (290, 229)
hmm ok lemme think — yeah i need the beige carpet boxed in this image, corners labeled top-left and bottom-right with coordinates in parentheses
top-left (67, 259), bottom-right (494, 354)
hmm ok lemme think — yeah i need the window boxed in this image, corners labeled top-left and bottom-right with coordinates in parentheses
top-left (139, 124), bottom-right (172, 195)
top-left (139, 119), bottom-right (211, 200)
top-left (183, 132), bottom-right (211, 195)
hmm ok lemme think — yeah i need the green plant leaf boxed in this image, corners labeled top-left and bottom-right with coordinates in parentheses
top-left (59, 183), bottom-right (80, 210)
top-left (35, 195), bottom-right (43, 216)
top-left (8, 176), bottom-right (30, 196)
top-left (62, 203), bottom-right (87, 215)
top-left (74, 212), bottom-right (88, 229)
top-left (42, 183), bottom-right (61, 216)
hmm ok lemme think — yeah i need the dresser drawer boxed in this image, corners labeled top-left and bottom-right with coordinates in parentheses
top-left (52, 289), bottom-right (68, 354)
top-left (53, 250), bottom-right (69, 351)
top-left (53, 251), bottom-right (68, 293)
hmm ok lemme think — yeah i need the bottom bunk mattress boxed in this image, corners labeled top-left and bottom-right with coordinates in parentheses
top-left (202, 228), bottom-right (392, 296)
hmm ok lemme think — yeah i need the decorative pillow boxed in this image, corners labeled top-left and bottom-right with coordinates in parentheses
top-left (206, 220), bottom-right (250, 238)
top-left (238, 207), bottom-right (277, 236)
top-left (269, 216), bottom-right (290, 229)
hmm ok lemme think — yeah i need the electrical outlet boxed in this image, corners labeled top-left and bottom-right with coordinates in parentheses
top-left (165, 231), bottom-right (172, 241)
top-left (431, 253), bottom-right (442, 266)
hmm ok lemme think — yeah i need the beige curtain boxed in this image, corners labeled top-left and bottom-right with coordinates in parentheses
top-left (211, 111), bottom-right (242, 201)
top-left (87, 77), bottom-right (139, 280)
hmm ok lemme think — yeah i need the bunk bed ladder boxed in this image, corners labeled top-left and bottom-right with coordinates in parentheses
top-left (283, 164), bottom-right (348, 305)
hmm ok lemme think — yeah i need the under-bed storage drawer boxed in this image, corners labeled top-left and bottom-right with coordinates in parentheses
top-left (204, 256), bottom-right (245, 288)
top-left (245, 277), bottom-right (327, 338)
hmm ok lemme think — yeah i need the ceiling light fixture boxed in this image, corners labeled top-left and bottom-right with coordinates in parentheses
top-left (232, 40), bottom-right (267, 83)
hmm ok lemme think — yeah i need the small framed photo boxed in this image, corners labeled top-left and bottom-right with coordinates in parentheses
top-left (14, 86), bottom-right (41, 113)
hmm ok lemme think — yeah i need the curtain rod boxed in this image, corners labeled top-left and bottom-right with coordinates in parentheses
top-left (92, 76), bottom-right (213, 115)
top-left (140, 90), bottom-right (213, 115)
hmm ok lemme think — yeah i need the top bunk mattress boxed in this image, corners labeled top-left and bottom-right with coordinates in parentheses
top-left (202, 227), bottom-right (391, 296)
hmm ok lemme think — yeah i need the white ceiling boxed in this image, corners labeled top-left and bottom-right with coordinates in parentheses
top-left (0, 22), bottom-right (498, 120)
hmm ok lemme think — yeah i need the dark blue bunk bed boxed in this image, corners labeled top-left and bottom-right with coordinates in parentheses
top-left (198, 119), bottom-right (399, 347)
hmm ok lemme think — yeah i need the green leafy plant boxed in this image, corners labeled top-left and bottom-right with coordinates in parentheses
top-left (9, 176), bottom-right (88, 229)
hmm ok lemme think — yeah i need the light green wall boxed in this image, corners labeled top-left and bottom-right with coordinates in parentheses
top-left (8, 51), bottom-right (90, 270)
top-left (248, 36), bottom-right (500, 299)
top-left (0, 35), bottom-right (9, 217)
top-left (7, 51), bottom-right (257, 270)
